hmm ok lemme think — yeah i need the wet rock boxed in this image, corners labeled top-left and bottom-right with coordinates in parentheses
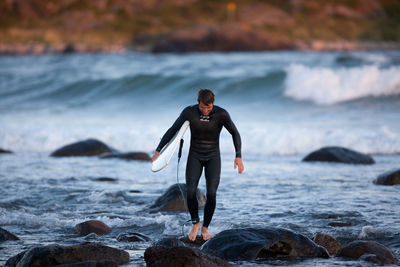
top-left (100, 152), bottom-right (151, 161)
top-left (359, 253), bottom-right (383, 264)
top-left (5, 243), bottom-right (129, 267)
top-left (56, 260), bottom-right (118, 267)
top-left (302, 146), bottom-right (375, 164)
top-left (0, 148), bottom-right (12, 153)
top-left (149, 183), bottom-right (206, 213)
top-left (337, 240), bottom-right (398, 264)
top-left (180, 236), bottom-right (207, 247)
top-left (74, 220), bottom-right (111, 236)
top-left (328, 221), bottom-right (352, 227)
top-left (373, 168), bottom-right (400, 185)
top-left (4, 250), bottom-right (24, 267)
top-left (0, 227), bottom-right (19, 241)
top-left (116, 232), bottom-right (150, 242)
top-left (129, 190), bottom-right (142, 193)
top-left (313, 233), bottom-right (341, 255)
top-left (144, 246), bottom-right (232, 267)
top-left (51, 139), bottom-right (115, 157)
top-left (93, 177), bottom-right (118, 182)
top-left (144, 237), bottom-right (231, 267)
top-left (201, 227), bottom-right (329, 261)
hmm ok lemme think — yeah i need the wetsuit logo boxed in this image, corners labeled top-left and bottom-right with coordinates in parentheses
top-left (200, 115), bottom-right (210, 122)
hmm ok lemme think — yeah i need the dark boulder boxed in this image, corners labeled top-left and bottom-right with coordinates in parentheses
top-left (180, 236), bottom-right (207, 247)
top-left (100, 152), bottom-right (151, 161)
top-left (337, 240), bottom-right (398, 264)
top-left (144, 237), bottom-right (231, 267)
top-left (149, 183), bottom-right (206, 213)
top-left (153, 237), bottom-right (186, 248)
top-left (5, 243), bottom-right (129, 267)
top-left (302, 146), bottom-right (375, 164)
top-left (129, 190), bottom-right (142, 193)
top-left (50, 139), bottom-right (115, 157)
top-left (373, 169), bottom-right (400, 185)
top-left (93, 177), bottom-right (118, 182)
top-left (201, 227), bottom-right (329, 261)
top-left (313, 233), bottom-right (341, 255)
top-left (74, 220), bottom-right (111, 236)
top-left (359, 253), bottom-right (387, 264)
top-left (0, 148), bottom-right (12, 153)
top-left (0, 227), bottom-right (19, 241)
top-left (55, 260), bottom-right (118, 267)
top-left (116, 232), bottom-right (150, 242)
top-left (144, 246), bottom-right (232, 267)
top-left (4, 250), bottom-right (25, 267)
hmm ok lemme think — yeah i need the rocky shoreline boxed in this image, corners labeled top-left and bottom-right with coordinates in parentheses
top-left (2, 184), bottom-right (399, 266)
top-left (0, 40), bottom-right (399, 56)
top-left (0, 42), bottom-right (126, 55)
top-left (1, 0), bottom-right (399, 56)
top-left (2, 141), bottom-right (399, 265)
top-left (2, 179), bottom-right (399, 266)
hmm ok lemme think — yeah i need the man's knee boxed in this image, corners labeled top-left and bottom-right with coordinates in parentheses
top-left (206, 190), bottom-right (217, 200)
top-left (186, 185), bottom-right (198, 199)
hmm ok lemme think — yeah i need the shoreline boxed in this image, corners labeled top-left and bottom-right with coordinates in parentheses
top-left (0, 40), bottom-right (399, 56)
top-left (1, 151), bottom-right (399, 266)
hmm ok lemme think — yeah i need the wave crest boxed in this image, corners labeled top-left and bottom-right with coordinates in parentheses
top-left (284, 64), bottom-right (400, 105)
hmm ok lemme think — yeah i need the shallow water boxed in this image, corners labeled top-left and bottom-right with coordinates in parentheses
top-left (1, 152), bottom-right (399, 266)
top-left (1, 51), bottom-right (400, 265)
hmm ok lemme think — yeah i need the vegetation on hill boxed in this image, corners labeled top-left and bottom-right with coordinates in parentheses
top-left (0, 0), bottom-right (399, 53)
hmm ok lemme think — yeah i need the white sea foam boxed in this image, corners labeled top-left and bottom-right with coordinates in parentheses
top-left (155, 214), bottom-right (185, 235)
top-left (0, 207), bottom-right (162, 230)
top-left (1, 116), bottom-right (400, 155)
top-left (221, 123), bottom-right (400, 156)
top-left (154, 213), bottom-right (230, 236)
top-left (284, 64), bottom-right (400, 105)
top-left (0, 208), bottom-right (67, 229)
top-left (359, 225), bottom-right (388, 239)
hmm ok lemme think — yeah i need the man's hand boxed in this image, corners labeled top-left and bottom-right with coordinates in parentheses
top-left (152, 151), bottom-right (160, 162)
top-left (234, 157), bottom-right (244, 174)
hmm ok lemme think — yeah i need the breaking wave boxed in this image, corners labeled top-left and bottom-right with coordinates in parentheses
top-left (284, 64), bottom-right (400, 105)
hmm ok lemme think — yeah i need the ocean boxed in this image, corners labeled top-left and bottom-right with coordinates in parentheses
top-left (0, 51), bottom-right (399, 266)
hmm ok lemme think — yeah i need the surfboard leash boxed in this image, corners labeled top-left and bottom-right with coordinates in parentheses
top-left (176, 138), bottom-right (192, 237)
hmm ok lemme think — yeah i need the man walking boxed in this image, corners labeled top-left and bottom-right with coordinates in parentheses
top-left (152, 89), bottom-right (244, 241)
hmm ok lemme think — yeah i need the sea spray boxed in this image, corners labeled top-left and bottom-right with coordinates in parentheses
top-left (284, 64), bottom-right (400, 105)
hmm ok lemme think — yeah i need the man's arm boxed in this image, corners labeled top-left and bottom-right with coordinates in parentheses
top-left (223, 111), bottom-right (244, 174)
top-left (152, 108), bottom-right (187, 161)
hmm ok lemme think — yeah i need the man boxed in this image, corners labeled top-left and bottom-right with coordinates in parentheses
top-left (152, 89), bottom-right (244, 241)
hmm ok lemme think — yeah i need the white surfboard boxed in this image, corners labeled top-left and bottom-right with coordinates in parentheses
top-left (152, 121), bottom-right (190, 172)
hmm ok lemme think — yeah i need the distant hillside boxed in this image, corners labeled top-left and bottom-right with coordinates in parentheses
top-left (1, 0), bottom-right (399, 54)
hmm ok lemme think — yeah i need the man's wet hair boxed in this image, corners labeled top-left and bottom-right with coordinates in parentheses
top-left (198, 89), bottom-right (215, 104)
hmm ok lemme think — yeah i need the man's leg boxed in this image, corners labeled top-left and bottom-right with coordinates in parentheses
top-left (202, 154), bottom-right (221, 240)
top-left (185, 152), bottom-right (203, 241)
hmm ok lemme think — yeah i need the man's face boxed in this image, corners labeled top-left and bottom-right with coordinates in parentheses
top-left (199, 101), bottom-right (214, 116)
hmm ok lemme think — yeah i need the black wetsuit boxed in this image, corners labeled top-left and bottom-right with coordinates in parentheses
top-left (156, 104), bottom-right (241, 227)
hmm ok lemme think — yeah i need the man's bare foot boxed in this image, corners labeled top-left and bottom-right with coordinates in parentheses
top-left (188, 223), bottom-right (200, 241)
top-left (201, 226), bottom-right (212, 240)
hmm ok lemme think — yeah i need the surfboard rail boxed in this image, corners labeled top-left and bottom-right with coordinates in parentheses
top-left (151, 121), bottom-right (190, 172)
